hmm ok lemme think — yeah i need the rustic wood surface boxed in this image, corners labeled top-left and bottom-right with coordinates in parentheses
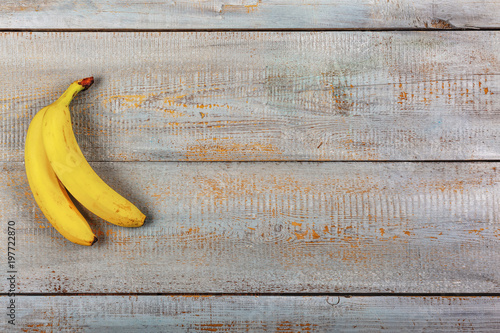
top-left (2, 0), bottom-right (500, 330)
top-left (1, 32), bottom-right (499, 162)
top-left (1, 161), bottom-right (499, 293)
top-left (1, 0), bottom-right (499, 30)
top-left (2, 296), bottom-right (500, 332)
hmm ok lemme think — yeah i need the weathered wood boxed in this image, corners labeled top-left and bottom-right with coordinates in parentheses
top-left (1, 32), bottom-right (499, 162)
top-left (2, 296), bottom-right (500, 332)
top-left (1, 0), bottom-right (499, 29)
top-left (1, 162), bottom-right (499, 293)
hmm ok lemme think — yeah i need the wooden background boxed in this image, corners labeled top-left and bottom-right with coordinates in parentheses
top-left (1, 1), bottom-right (500, 331)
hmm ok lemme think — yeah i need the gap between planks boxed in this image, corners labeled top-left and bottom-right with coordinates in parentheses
top-left (3, 160), bottom-right (500, 164)
top-left (0, 28), bottom-right (495, 33)
top-left (4, 293), bottom-right (500, 297)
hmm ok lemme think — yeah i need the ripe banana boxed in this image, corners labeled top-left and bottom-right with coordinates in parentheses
top-left (25, 106), bottom-right (97, 246)
top-left (42, 77), bottom-right (146, 228)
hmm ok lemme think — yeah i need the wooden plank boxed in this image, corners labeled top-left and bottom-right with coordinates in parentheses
top-left (2, 296), bottom-right (500, 331)
top-left (1, 161), bottom-right (499, 293)
top-left (1, 32), bottom-right (499, 162)
top-left (1, 1), bottom-right (499, 29)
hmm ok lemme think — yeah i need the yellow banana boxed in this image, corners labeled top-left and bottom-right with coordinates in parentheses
top-left (42, 77), bottom-right (146, 228)
top-left (25, 106), bottom-right (97, 246)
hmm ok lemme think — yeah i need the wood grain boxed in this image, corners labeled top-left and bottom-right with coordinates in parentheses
top-left (1, 0), bottom-right (499, 30)
top-left (2, 296), bottom-right (500, 332)
top-left (1, 32), bottom-right (499, 162)
top-left (3, 1), bottom-right (498, 330)
top-left (1, 161), bottom-right (499, 293)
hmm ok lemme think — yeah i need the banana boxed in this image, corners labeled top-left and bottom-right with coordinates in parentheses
top-left (25, 106), bottom-right (97, 246)
top-left (42, 77), bottom-right (146, 228)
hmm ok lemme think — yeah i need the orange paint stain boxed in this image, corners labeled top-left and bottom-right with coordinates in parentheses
top-left (183, 141), bottom-right (281, 161)
top-left (379, 228), bottom-right (385, 236)
top-left (484, 88), bottom-right (489, 94)
top-left (195, 103), bottom-right (230, 109)
top-left (398, 91), bottom-right (408, 104)
top-left (277, 320), bottom-right (318, 332)
top-left (342, 236), bottom-right (360, 248)
top-left (468, 228), bottom-right (484, 235)
top-left (186, 227), bottom-right (200, 235)
top-left (102, 93), bottom-right (188, 117)
top-left (199, 323), bottom-right (224, 331)
top-left (106, 229), bottom-right (117, 237)
top-left (403, 231), bottom-right (411, 236)
top-left (94, 229), bottom-right (105, 238)
top-left (295, 230), bottom-right (308, 240)
top-left (311, 229), bottom-right (320, 239)
top-left (244, 1), bottom-right (261, 13)
top-left (164, 109), bottom-right (187, 118)
top-left (223, 0), bottom-right (261, 13)
top-left (103, 94), bottom-right (148, 108)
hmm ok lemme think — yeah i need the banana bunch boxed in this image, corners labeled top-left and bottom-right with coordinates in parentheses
top-left (25, 77), bottom-right (146, 246)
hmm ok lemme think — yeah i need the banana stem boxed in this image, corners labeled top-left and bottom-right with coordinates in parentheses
top-left (55, 77), bottom-right (94, 107)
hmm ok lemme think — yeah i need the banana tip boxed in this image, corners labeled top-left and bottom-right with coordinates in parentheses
top-left (79, 77), bottom-right (94, 90)
top-left (91, 236), bottom-right (98, 246)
